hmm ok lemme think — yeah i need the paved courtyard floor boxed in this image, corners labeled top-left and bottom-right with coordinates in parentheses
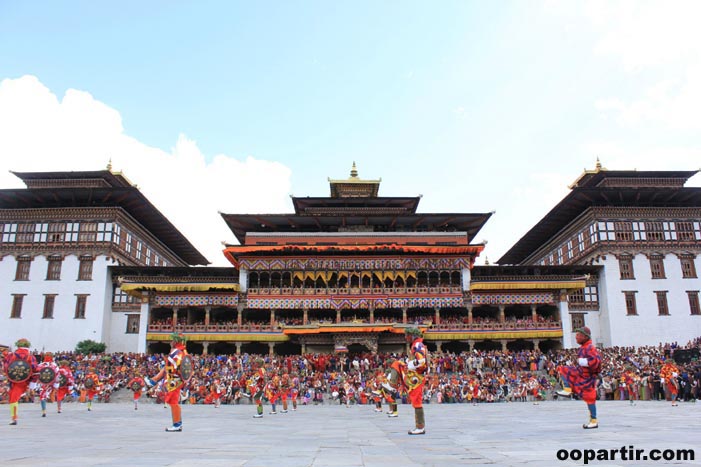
top-left (1, 399), bottom-right (699, 467)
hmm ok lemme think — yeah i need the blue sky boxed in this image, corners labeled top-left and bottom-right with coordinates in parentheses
top-left (1, 1), bottom-right (700, 265)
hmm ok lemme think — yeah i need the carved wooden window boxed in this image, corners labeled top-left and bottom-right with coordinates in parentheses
top-left (688, 291), bottom-right (700, 316)
top-left (113, 224), bottom-right (121, 245)
top-left (42, 294), bottom-right (56, 319)
top-left (649, 255), bottom-right (666, 279)
top-left (136, 241), bottom-right (143, 260)
top-left (662, 222), bottom-right (677, 240)
top-left (10, 294), bottom-right (25, 318)
top-left (614, 221), bottom-right (633, 242)
top-left (624, 291), bottom-right (637, 316)
top-left (79, 222), bottom-right (97, 242)
top-left (125, 233), bottom-right (132, 254)
top-left (645, 221), bottom-right (665, 241)
top-left (65, 222), bottom-right (80, 242)
top-left (570, 313), bottom-right (585, 332)
top-left (48, 222), bottom-right (65, 242)
top-left (74, 295), bottom-right (88, 319)
top-left (145, 248), bottom-right (152, 265)
top-left (78, 256), bottom-right (94, 281)
top-left (15, 256), bottom-right (31, 280)
top-left (655, 291), bottom-right (669, 316)
top-left (619, 256), bottom-right (634, 279)
top-left (680, 256), bottom-right (697, 278)
top-left (16, 223), bottom-right (35, 243)
top-left (584, 285), bottom-right (599, 304)
top-left (676, 222), bottom-right (695, 241)
top-left (126, 315), bottom-right (140, 334)
top-left (46, 255), bottom-right (63, 280)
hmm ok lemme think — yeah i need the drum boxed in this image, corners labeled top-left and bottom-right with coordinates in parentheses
top-left (7, 359), bottom-right (32, 383)
top-left (39, 366), bottom-right (57, 384)
top-left (84, 377), bottom-right (95, 389)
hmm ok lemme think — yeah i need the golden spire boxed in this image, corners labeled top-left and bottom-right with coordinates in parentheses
top-left (107, 158), bottom-right (113, 172)
top-left (595, 157), bottom-right (602, 171)
top-left (350, 161), bottom-right (358, 178)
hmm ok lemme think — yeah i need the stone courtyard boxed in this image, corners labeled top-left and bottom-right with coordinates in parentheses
top-left (1, 400), bottom-right (699, 467)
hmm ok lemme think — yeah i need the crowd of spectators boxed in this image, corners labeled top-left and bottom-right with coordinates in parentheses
top-left (2, 337), bottom-right (699, 407)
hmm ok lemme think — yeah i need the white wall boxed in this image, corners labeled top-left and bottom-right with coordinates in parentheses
top-left (599, 254), bottom-right (701, 347)
top-left (0, 254), bottom-right (118, 352)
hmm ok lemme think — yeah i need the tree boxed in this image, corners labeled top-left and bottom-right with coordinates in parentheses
top-left (75, 339), bottom-right (106, 355)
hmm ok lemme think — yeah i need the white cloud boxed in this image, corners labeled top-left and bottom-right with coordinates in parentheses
top-left (0, 75), bottom-right (292, 266)
top-left (582, 1), bottom-right (701, 130)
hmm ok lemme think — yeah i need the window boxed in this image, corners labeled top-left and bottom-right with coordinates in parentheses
top-left (688, 291), bottom-right (700, 315)
top-left (597, 221), bottom-right (616, 241)
top-left (136, 241), bottom-right (142, 260)
top-left (113, 224), bottom-right (121, 245)
top-left (619, 255), bottom-right (634, 279)
top-left (632, 222), bottom-right (646, 241)
top-left (662, 222), bottom-right (677, 241)
top-left (676, 222), bottom-right (695, 241)
top-left (655, 291), bottom-right (669, 316)
top-left (46, 255), bottom-right (62, 280)
top-left (42, 295), bottom-right (56, 319)
top-left (570, 313), bottom-right (585, 332)
top-left (125, 233), bottom-right (132, 254)
top-left (49, 222), bottom-right (65, 242)
top-left (126, 315), bottom-right (140, 334)
top-left (74, 295), bottom-right (88, 319)
top-left (113, 286), bottom-right (138, 305)
top-left (680, 256), bottom-right (697, 278)
top-left (97, 222), bottom-right (113, 242)
top-left (33, 223), bottom-right (48, 242)
top-left (65, 222), bottom-right (80, 242)
top-left (16, 223), bottom-right (35, 243)
top-left (154, 254), bottom-right (160, 266)
top-left (624, 291), bottom-right (637, 316)
top-left (15, 256), bottom-right (32, 280)
top-left (145, 248), bottom-right (152, 265)
top-left (10, 294), bottom-right (25, 318)
top-left (584, 285), bottom-right (599, 304)
top-left (78, 256), bottom-right (94, 280)
top-left (2, 223), bottom-right (17, 243)
top-left (650, 255), bottom-right (666, 279)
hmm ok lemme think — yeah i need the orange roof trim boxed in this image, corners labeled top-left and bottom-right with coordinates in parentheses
top-left (223, 244), bottom-right (485, 267)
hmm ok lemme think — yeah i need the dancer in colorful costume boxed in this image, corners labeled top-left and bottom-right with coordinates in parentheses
top-left (249, 360), bottom-right (267, 418)
top-left (145, 333), bottom-right (193, 431)
top-left (127, 372), bottom-right (146, 410)
top-left (659, 358), bottom-right (680, 407)
top-left (556, 326), bottom-right (602, 429)
top-left (3, 338), bottom-right (38, 425)
top-left (382, 327), bottom-right (429, 435)
top-left (56, 357), bottom-right (75, 413)
top-left (84, 367), bottom-right (101, 411)
top-left (36, 352), bottom-right (59, 417)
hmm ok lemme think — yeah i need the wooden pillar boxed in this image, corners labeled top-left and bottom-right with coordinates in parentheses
top-left (369, 305), bottom-right (374, 324)
top-left (531, 305), bottom-right (537, 321)
top-left (336, 308), bottom-right (341, 324)
top-left (434, 307), bottom-right (441, 325)
top-left (303, 307), bottom-right (309, 325)
top-left (500, 339), bottom-right (508, 352)
top-left (402, 306), bottom-right (408, 324)
top-left (202, 342), bottom-right (210, 355)
top-left (468, 340), bottom-right (475, 351)
top-left (435, 341), bottom-right (443, 352)
top-left (467, 304), bottom-right (473, 324)
top-left (235, 342), bottom-right (242, 355)
top-left (268, 342), bottom-right (275, 355)
top-left (533, 339), bottom-right (540, 351)
top-left (172, 307), bottom-right (178, 328)
top-left (498, 305), bottom-right (505, 323)
top-left (237, 303), bottom-right (243, 326)
top-left (270, 308), bottom-right (275, 326)
top-left (204, 306), bottom-right (211, 326)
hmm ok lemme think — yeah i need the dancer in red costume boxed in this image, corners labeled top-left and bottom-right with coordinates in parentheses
top-left (84, 367), bottom-right (101, 411)
top-left (659, 359), bottom-right (681, 407)
top-left (556, 326), bottom-right (602, 429)
top-left (127, 372), bottom-right (146, 410)
top-left (209, 375), bottom-right (224, 408)
top-left (382, 327), bottom-right (429, 435)
top-left (55, 357), bottom-right (75, 414)
top-left (3, 338), bottom-right (38, 425)
top-left (36, 352), bottom-right (59, 417)
top-left (145, 333), bottom-right (193, 431)
top-left (249, 360), bottom-right (267, 418)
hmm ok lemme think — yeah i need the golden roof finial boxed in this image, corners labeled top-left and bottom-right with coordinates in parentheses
top-left (595, 157), bottom-right (602, 171)
top-left (107, 158), bottom-right (113, 172)
top-left (350, 161), bottom-right (358, 178)
top-left (484, 256), bottom-right (490, 265)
